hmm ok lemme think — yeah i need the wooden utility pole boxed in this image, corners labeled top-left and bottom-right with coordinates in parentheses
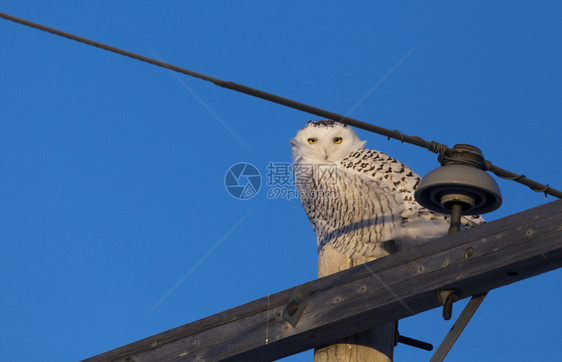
top-left (314, 244), bottom-right (396, 362)
top-left (84, 199), bottom-right (562, 362)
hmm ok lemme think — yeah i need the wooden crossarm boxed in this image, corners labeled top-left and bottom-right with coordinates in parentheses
top-left (85, 199), bottom-right (562, 362)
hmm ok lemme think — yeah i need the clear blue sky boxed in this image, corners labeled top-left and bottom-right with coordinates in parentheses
top-left (1, 1), bottom-right (561, 361)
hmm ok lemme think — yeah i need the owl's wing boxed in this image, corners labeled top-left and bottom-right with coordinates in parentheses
top-left (340, 148), bottom-right (422, 212)
top-left (303, 148), bottom-right (488, 257)
top-left (294, 156), bottom-right (405, 260)
top-left (341, 147), bottom-right (485, 227)
top-left (295, 148), bottom-right (486, 260)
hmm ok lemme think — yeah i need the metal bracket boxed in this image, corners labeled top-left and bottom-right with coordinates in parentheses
top-left (430, 292), bottom-right (488, 362)
top-left (282, 295), bottom-right (307, 328)
top-left (394, 321), bottom-right (433, 351)
top-left (438, 289), bottom-right (459, 320)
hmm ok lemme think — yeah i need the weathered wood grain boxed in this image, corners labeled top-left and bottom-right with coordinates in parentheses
top-left (314, 243), bottom-right (395, 362)
top-left (84, 199), bottom-right (562, 362)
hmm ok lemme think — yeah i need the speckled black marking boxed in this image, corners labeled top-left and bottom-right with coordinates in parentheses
top-left (301, 119), bottom-right (345, 130)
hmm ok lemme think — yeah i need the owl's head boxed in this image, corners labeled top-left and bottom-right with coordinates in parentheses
top-left (290, 120), bottom-right (366, 163)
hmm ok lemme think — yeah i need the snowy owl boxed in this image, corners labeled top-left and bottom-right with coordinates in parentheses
top-left (290, 120), bottom-right (484, 263)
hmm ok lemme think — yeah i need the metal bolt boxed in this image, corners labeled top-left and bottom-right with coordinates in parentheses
top-left (448, 203), bottom-right (463, 235)
top-left (286, 300), bottom-right (298, 316)
top-left (443, 292), bottom-right (459, 320)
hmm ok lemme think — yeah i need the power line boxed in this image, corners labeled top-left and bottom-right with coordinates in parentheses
top-left (1, 11), bottom-right (560, 199)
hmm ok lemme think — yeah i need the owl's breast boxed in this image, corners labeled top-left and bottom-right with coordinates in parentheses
top-left (294, 162), bottom-right (404, 259)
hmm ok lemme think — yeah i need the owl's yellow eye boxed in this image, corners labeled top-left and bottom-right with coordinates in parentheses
top-left (333, 137), bottom-right (343, 144)
top-left (307, 138), bottom-right (318, 145)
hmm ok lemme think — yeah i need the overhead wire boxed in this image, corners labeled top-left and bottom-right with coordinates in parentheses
top-left (1, 11), bottom-right (560, 199)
